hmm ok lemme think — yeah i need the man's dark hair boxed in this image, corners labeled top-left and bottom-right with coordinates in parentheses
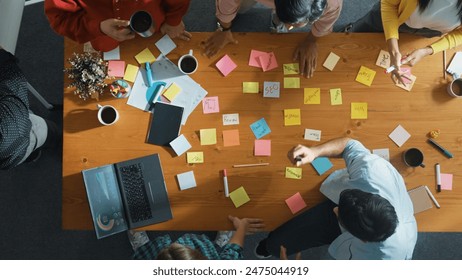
top-left (338, 189), bottom-right (398, 242)
top-left (418, 0), bottom-right (462, 23)
top-left (274, 0), bottom-right (327, 24)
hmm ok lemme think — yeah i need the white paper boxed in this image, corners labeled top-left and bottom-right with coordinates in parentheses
top-left (155, 34), bottom-right (177, 56)
top-left (170, 134), bottom-right (192, 156)
top-left (263, 81), bottom-right (280, 98)
top-left (223, 113), bottom-right (240, 126)
top-left (372, 148), bottom-right (390, 161)
top-left (447, 51), bottom-right (462, 79)
top-left (103, 46), bottom-right (120, 60)
top-left (177, 171), bottom-right (197, 190)
top-left (389, 125), bottom-right (411, 147)
top-left (304, 129), bottom-right (321, 141)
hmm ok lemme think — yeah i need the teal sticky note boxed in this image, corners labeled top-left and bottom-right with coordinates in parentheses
top-left (250, 118), bottom-right (271, 139)
top-left (311, 157), bottom-right (333, 175)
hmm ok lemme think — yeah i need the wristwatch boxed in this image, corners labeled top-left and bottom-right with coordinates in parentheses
top-left (216, 21), bottom-right (232, 32)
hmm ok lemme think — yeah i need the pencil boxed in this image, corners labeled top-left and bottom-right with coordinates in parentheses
top-left (233, 163), bottom-right (269, 168)
top-left (443, 50), bottom-right (447, 79)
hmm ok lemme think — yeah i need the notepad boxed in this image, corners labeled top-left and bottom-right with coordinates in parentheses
top-left (304, 88), bottom-right (321, 104)
top-left (177, 171), bottom-right (197, 191)
top-left (285, 167), bottom-right (302, 179)
top-left (285, 192), bottom-right (307, 214)
top-left (447, 51), bottom-right (462, 78)
top-left (229, 186), bottom-right (250, 208)
top-left (408, 185), bottom-right (433, 214)
top-left (223, 129), bottom-right (240, 147)
top-left (389, 125), bottom-right (411, 147)
top-left (311, 157), bottom-right (333, 175)
top-left (147, 102), bottom-right (184, 146)
top-left (170, 134), bottom-right (192, 156)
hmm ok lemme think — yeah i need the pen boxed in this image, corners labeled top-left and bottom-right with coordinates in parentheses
top-left (385, 65), bottom-right (396, 73)
top-left (233, 163), bottom-right (269, 168)
top-left (435, 163), bottom-right (441, 193)
top-left (427, 138), bottom-right (454, 158)
top-left (223, 169), bottom-right (229, 197)
top-left (424, 185), bottom-right (441, 209)
top-left (145, 62), bottom-right (153, 87)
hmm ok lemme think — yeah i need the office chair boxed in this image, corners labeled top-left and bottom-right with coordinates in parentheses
top-left (0, 0), bottom-right (54, 110)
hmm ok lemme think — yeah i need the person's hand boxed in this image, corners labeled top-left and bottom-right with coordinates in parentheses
top-left (160, 21), bottom-right (192, 41)
top-left (293, 35), bottom-right (318, 78)
top-left (100, 19), bottom-right (135, 42)
top-left (228, 215), bottom-right (265, 234)
top-left (288, 144), bottom-right (317, 166)
top-left (201, 30), bottom-right (238, 58)
top-left (401, 47), bottom-right (433, 67)
top-left (280, 246), bottom-right (301, 260)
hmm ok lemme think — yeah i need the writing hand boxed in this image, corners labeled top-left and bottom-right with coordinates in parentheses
top-left (287, 144), bottom-right (316, 166)
top-left (160, 21), bottom-right (192, 41)
top-left (100, 19), bottom-right (135, 42)
top-left (201, 30), bottom-right (238, 58)
top-left (401, 47), bottom-right (433, 67)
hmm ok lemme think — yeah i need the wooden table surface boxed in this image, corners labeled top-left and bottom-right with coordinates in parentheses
top-left (63, 32), bottom-right (462, 232)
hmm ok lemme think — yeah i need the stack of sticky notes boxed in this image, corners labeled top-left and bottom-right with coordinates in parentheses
top-left (200, 128), bottom-right (217, 145)
top-left (107, 60), bottom-right (125, 78)
top-left (248, 49), bottom-right (278, 72)
top-left (135, 48), bottom-right (156, 64)
top-left (351, 102), bottom-right (368, 119)
top-left (187, 152), bottom-right (204, 164)
top-left (388, 125), bottom-right (411, 147)
top-left (250, 118), bottom-right (271, 139)
top-left (263, 81), bottom-right (280, 98)
top-left (123, 64), bottom-right (139, 83)
top-left (170, 134), bottom-right (192, 156)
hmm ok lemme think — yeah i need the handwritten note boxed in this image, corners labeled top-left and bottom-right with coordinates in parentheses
top-left (223, 129), bottom-right (240, 147)
top-left (155, 34), bottom-right (176, 55)
top-left (388, 125), bottom-right (411, 147)
top-left (323, 52), bottom-right (340, 71)
top-left (284, 77), bottom-right (300, 88)
top-left (258, 52), bottom-right (278, 72)
top-left (107, 60), bottom-right (125, 77)
top-left (202, 96), bottom-right (220, 114)
top-left (177, 171), bottom-right (197, 191)
top-left (395, 74), bottom-right (417, 92)
top-left (103, 46), bottom-right (120, 60)
top-left (372, 148), bottom-right (390, 161)
top-left (163, 83), bottom-right (182, 102)
top-left (304, 129), bottom-right (321, 141)
top-left (351, 102), bottom-right (368, 119)
top-left (216, 54), bottom-right (237, 77)
top-left (263, 81), bottom-right (280, 98)
top-left (254, 139), bottom-right (271, 156)
top-left (441, 173), bottom-right (453, 190)
top-left (285, 167), bottom-right (302, 179)
top-left (223, 113), bottom-right (239, 126)
top-left (170, 134), bottom-right (192, 156)
top-left (250, 118), bottom-right (271, 139)
top-left (135, 48), bottom-right (156, 64)
top-left (200, 128), bottom-right (217, 145)
top-left (376, 50), bottom-right (391, 69)
top-left (186, 152), bottom-right (204, 164)
top-left (285, 192), bottom-right (307, 214)
top-left (284, 109), bottom-right (301, 126)
top-left (304, 88), bottom-right (321, 104)
top-left (311, 157), bottom-right (333, 176)
top-left (243, 82), bottom-right (259, 93)
top-left (283, 63), bottom-right (300, 75)
top-left (229, 186), bottom-right (250, 208)
top-left (330, 88), bottom-right (342, 105)
top-left (249, 50), bottom-right (267, 68)
top-left (123, 64), bottom-right (139, 83)
top-left (355, 66), bottom-right (376, 87)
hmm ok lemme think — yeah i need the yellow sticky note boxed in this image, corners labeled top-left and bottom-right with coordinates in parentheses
top-left (229, 186), bottom-right (250, 208)
top-left (284, 77), bottom-right (300, 88)
top-left (323, 52), bottom-right (340, 71)
top-left (330, 88), bottom-right (342, 105)
top-left (285, 167), bottom-right (302, 179)
top-left (186, 152), bottom-right (204, 164)
top-left (163, 83), bottom-right (181, 101)
top-left (351, 102), bottom-right (368, 119)
top-left (284, 109), bottom-right (301, 126)
top-left (135, 48), bottom-right (156, 64)
top-left (283, 63), bottom-right (300, 75)
top-left (200, 128), bottom-right (217, 145)
top-left (243, 82), bottom-right (259, 93)
top-left (304, 88), bottom-right (321, 104)
top-left (355, 66), bottom-right (376, 87)
top-left (123, 64), bottom-right (139, 83)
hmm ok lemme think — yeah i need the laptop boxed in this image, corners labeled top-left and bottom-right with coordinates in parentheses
top-left (82, 154), bottom-right (173, 239)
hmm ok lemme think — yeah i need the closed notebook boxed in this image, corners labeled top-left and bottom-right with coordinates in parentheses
top-left (147, 102), bottom-right (184, 146)
top-left (407, 185), bottom-right (433, 214)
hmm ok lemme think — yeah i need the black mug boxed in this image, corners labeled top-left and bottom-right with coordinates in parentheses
top-left (129, 11), bottom-right (155, 37)
top-left (403, 148), bottom-right (425, 168)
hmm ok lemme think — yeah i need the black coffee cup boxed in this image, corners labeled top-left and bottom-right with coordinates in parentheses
top-left (129, 11), bottom-right (155, 37)
top-left (403, 148), bottom-right (425, 168)
top-left (97, 104), bottom-right (119, 126)
top-left (178, 50), bottom-right (198, 74)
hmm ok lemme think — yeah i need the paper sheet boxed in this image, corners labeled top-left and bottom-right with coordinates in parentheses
top-left (223, 129), bottom-right (240, 147)
top-left (254, 139), bottom-right (271, 156)
top-left (304, 88), bottom-right (321, 104)
top-left (170, 134), bottom-right (192, 156)
top-left (177, 171), bottom-right (197, 191)
top-left (284, 109), bottom-right (301, 126)
top-left (285, 192), bottom-right (307, 214)
top-left (285, 167), bottom-right (302, 179)
top-left (229, 186), bottom-right (250, 208)
top-left (389, 125), bottom-right (411, 147)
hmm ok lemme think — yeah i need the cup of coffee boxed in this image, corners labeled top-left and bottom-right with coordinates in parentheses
top-left (447, 78), bottom-right (462, 98)
top-left (403, 148), bottom-right (425, 168)
top-left (97, 104), bottom-right (119, 126)
top-left (178, 50), bottom-right (198, 75)
top-left (129, 10), bottom-right (155, 37)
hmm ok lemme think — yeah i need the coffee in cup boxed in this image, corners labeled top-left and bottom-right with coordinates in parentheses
top-left (178, 50), bottom-right (198, 75)
top-left (403, 148), bottom-right (425, 168)
top-left (129, 11), bottom-right (155, 37)
top-left (97, 104), bottom-right (119, 126)
top-left (447, 78), bottom-right (462, 98)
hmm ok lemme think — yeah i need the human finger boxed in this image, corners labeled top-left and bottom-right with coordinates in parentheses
top-left (280, 246), bottom-right (288, 260)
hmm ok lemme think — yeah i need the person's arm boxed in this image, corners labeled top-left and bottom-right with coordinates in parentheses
top-left (381, 0), bottom-right (401, 42)
top-left (430, 28), bottom-right (462, 53)
top-left (160, 0), bottom-right (192, 41)
top-left (288, 137), bottom-right (351, 166)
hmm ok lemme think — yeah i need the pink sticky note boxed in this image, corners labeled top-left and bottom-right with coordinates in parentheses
top-left (285, 192), bottom-right (307, 214)
top-left (216, 55), bottom-right (237, 77)
top-left (202, 96), bottom-right (220, 114)
top-left (254, 139), bottom-right (271, 156)
top-left (223, 129), bottom-right (240, 147)
top-left (258, 52), bottom-right (278, 72)
top-left (107, 60), bottom-right (125, 77)
top-left (249, 50), bottom-right (267, 68)
top-left (441, 173), bottom-right (453, 190)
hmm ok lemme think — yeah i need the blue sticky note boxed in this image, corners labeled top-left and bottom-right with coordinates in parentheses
top-left (311, 157), bottom-right (333, 175)
top-left (250, 118), bottom-right (271, 139)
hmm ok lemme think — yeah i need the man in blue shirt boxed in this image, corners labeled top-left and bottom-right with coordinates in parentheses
top-left (255, 137), bottom-right (417, 259)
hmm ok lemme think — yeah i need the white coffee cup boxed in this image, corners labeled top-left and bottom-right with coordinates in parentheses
top-left (97, 104), bottom-right (119, 125)
top-left (178, 49), bottom-right (198, 75)
top-left (447, 78), bottom-right (462, 98)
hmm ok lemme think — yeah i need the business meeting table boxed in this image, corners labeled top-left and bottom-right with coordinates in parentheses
top-left (62, 32), bottom-right (462, 233)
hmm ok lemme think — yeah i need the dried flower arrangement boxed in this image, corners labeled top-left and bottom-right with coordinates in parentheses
top-left (64, 52), bottom-right (108, 100)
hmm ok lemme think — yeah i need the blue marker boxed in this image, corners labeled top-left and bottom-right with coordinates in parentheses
top-left (145, 62), bottom-right (153, 87)
top-left (427, 138), bottom-right (454, 159)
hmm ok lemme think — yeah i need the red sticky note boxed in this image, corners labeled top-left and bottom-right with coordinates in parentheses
top-left (107, 60), bottom-right (125, 77)
top-left (216, 55), bottom-right (237, 77)
top-left (258, 52), bottom-right (278, 72)
top-left (254, 139), bottom-right (271, 156)
top-left (285, 192), bottom-right (307, 214)
top-left (223, 129), bottom-right (240, 147)
top-left (249, 50), bottom-right (267, 68)
top-left (441, 173), bottom-right (453, 190)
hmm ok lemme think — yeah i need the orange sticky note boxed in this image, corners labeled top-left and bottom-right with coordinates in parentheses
top-left (223, 129), bottom-right (240, 147)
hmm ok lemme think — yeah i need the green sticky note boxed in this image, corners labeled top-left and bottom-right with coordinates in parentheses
top-left (284, 108), bottom-right (301, 126)
top-left (355, 66), bottom-right (376, 87)
top-left (200, 128), bottom-right (217, 145)
top-left (284, 77), bottom-right (300, 88)
top-left (229, 186), bottom-right (250, 208)
top-left (285, 167), bottom-right (302, 179)
top-left (243, 82), bottom-right (259, 93)
top-left (186, 152), bottom-right (204, 164)
top-left (304, 88), bottom-right (321, 104)
top-left (351, 102), bottom-right (368, 119)
top-left (330, 88), bottom-right (342, 105)
top-left (283, 63), bottom-right (300, 75)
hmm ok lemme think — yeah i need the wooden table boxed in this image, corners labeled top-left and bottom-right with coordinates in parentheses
top-left (63, 32), bottom-right (462, 232)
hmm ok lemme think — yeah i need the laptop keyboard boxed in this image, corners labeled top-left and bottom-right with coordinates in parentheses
top-left (119, 163), bottom-right (153, 223)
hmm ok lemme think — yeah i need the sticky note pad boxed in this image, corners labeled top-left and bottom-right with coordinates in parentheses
top-left (304, 129), bottom-right (321, 141)
top-left (389, 125), bottom-right (411, 147)
top-left (263, 81), bottom-right (280, 98)
top-left (103, 46), bottom-right (120, 60)
top-left (135, 48), bottom-right (156, 64)
top-left (163, 83), bottom-right (182, 102)
top-left (107, 60), bottom-right (125, 77)
top-left (283, 63), bottom-right (299, 75)
top-left (311, 157), bottom-right (333, 175)
top-left (223, 129), bottom-right (240, 147)
top-left (216, 54), bottom-right (237, 77)
top-left (395, 74), bottom-right (417, 92)
top-left (254, 139), bottom-right (271, 156)
top-left (200, 128), bottom-right (217, 145)
top-left (304, 88), bottom-right (321, 104)
top-left (376, 50), bottom-right (391, 69)
top-left (284, 77), bottom-right (300, 88)
top-left (284, 109), bottom-right (301, 126)
top-left (186, 152), bottom-right (204, 164)
top-left (285, 167), bottom-right (302, 179)
top-left (155, 34), bottom-right (176, 55)
top-left (258, 52), bottom-right (278, 72)
top-left (249, 50), bottom-right (267, 68)
top-left (355, 66), bottom-right (376, 87)
top-left (229, 186), bottom-right (250, 208)
top-left (351, 102), bottom-right (368, 119)
top-left (330, 88), bottom-right (342, 105)
top-left (285, 192), bottom-right (307, 214)
top-left (441, 173), bottom-right (453, 190)
top-left (177, 171), bottom-right (197, 191)
top-left (323, 52), bottom-right (340, 71)
top-left (223, 113), bottom-right (239, 126)
top-left (250, 118), bottom-right (271, 139)
top-left (170, 134), bottom-right (192, 156)
top-left (202, 96), bottom-right (220, 114)
top-left (243, 82), bottom-right (259, 93)
top-left (123, 64), bottom-right (139, 83)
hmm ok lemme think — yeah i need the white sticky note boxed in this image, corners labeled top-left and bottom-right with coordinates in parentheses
top-left (223, 113), bottom-right (240, 126)
top-left (389, 125), bottom-right (411, 147)
top-left (304, 129), bottom-right (321, 141)
top-left (103, 46), bottom-right (120, 60)
top-left (372, 148), bottom-right (390, 161)
top-left (177, 171), bottom-right (197, 191)
top-left (155, 34), bottom-right (177, 55)
top-left (170, 134), bottom-right (192, 156)
top-left (323, 52), bottom-right (340, 71)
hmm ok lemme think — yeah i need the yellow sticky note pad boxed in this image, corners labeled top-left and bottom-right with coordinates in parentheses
top-left (355, 66), bottom-right (376, 87)
top-left (200, 128), bottom-right (217, 145)
top-left (243, 82), bottom-right (259, 93)
top-left (123, 64), bottom-right (139, 83)
top-left (284, 77), bottom-right (300, 88)
top-left (135, 48), bottom-right (156, 64)
top-left (163, 83), bottom-right (181, 101)
top-left (186, 152), bottom-right (204, 164)
top-left (351, 102), bottom-right (368, 119)
top-left (229, 186), bottom-right (250, 208)
top-left (285, 167), bottom-right (302, 179)
top-left (284, 109), bottom-right (301, 126)
top-left (283, 63), bottom-right (300, 75)
top-left (304, 88), bottom-right (321, 104)
top-left (330, 88), bottom-right (342, 105)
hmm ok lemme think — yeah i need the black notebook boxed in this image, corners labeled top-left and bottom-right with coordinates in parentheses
top-left (147, 102), bottom-right (184, 146)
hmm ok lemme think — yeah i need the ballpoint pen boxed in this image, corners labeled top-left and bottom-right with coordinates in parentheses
top-left (427, 138), bottom-right (454, 158)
